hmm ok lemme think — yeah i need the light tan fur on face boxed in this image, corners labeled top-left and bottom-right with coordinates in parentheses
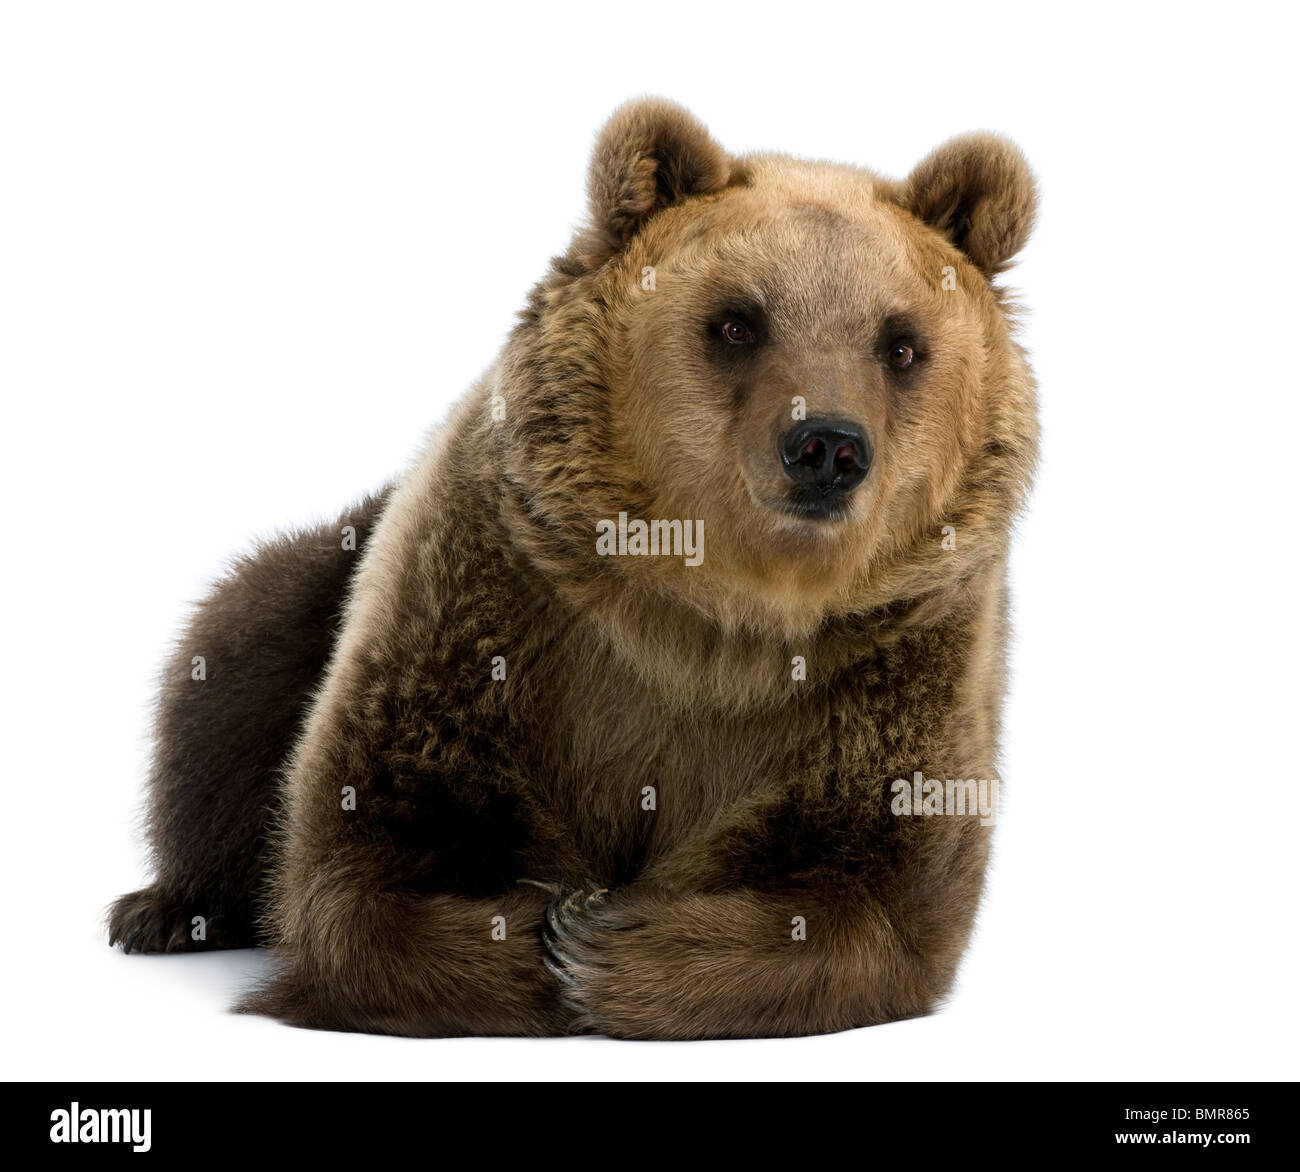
top-left (511, 144), bottom-right (1037, 644)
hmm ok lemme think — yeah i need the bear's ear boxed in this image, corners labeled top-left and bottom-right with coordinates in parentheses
top-left (583, 98), bottom-right (731, 259)
top-left (902, 133), bottom-right (1037, 277)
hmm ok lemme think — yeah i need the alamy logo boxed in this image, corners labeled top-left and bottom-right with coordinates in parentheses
top-left (891, 771), bottom-right (999, 826)
top-left (595, 512), bottom-right (704, 567)
top-left (50, 1102), bottom-right (151, 1152)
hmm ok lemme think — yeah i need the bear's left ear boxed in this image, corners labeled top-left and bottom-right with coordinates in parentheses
top-left (583, 98), bottom-right (731, 260)
top-left (902, 133), bottom-right (1037, 277)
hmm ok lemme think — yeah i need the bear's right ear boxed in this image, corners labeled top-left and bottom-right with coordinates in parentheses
top-left (582, 98), bottom-right (731, 261)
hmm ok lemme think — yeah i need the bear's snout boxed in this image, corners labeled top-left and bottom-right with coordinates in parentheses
top-left (779, 418), bottom-right (871, 515)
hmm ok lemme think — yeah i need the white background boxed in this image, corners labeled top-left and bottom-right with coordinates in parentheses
top-left (2, 1), bottom-right (1296, 1081)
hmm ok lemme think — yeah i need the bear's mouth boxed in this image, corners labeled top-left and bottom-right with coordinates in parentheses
top-left (781, 490), bottom-right (854, 522)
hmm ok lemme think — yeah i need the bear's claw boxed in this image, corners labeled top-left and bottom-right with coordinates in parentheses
top-left (541, 886), bottom-right (613, 1033)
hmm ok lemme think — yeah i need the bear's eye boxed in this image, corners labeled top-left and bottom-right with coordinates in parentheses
top-left (888, 343), bottom-right (915, 369)
top-left (721, 319), bottom-right (757, 345)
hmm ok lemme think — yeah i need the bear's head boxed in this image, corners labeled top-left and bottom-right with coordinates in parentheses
top-left (497, 99), bottom-right (1038, 646)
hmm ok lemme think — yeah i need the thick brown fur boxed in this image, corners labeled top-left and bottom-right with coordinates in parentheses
top-left (109, 98), bottom-right (1039, 1040)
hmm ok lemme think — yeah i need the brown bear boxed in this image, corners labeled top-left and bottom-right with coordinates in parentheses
top-left (108, 98), bottom-right (1039, 1039)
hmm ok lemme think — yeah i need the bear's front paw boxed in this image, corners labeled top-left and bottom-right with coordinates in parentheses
top-left (540, 886), bottom-right (627, 1034)
top-left (541, 885), bottom-right (682, 1037)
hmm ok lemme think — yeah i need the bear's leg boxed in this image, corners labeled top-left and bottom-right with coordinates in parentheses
top-left (233, 693), bottom-right (589, 1033)
top-left (237, 884), bottom-right (579, 1037)
top-left (107, 489), bottom-right (391, 954)
top-left (228, 476), bottom-right (598, 1034)
top-left (541, 809), bottom-right (987, 1039)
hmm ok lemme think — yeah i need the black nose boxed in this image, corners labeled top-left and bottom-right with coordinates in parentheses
top-left (780, 418), bottom-right (872, 506)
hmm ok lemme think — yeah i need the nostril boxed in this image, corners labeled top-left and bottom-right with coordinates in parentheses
top-left (799, 438), bottom-right (826, 468)
top-left (834, 441), bottom-right (860, 474)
